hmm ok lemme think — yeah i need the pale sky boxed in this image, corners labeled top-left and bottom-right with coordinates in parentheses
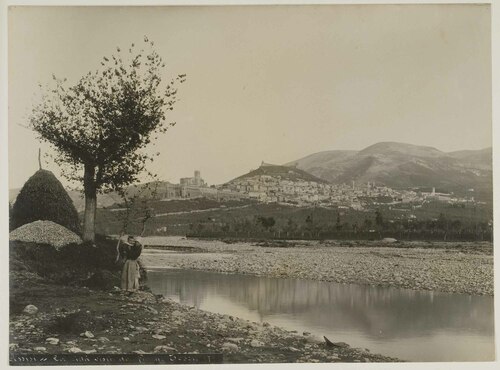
top-left (8, 5), bottom-right (491, 189)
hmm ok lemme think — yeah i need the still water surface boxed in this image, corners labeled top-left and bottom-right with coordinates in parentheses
top-left (147, 268), bottom-right (494, 362)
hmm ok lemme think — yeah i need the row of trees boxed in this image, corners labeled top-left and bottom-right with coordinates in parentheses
top-left (187, 212), bottom-right (493, 241)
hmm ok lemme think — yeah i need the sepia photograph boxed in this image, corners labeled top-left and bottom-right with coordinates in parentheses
top-left (4, 2), bottom-right (497, 366)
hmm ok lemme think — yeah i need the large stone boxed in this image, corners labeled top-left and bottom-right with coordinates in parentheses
top-left (222, 342), bottom-right (239, 352)
top-left (305, 335), bottom-right (323, 344)
top-left (23, 305), bottom-right (38, 315)
top-left (171, 310), bottom-right (182, 317)
top-left (250, 339), bottom-right (265, 348)
top-left (382, 238), bottom-right (398, 243)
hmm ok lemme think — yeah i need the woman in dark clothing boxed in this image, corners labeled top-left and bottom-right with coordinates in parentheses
top-left (117, 235), bottom-right (143, 292)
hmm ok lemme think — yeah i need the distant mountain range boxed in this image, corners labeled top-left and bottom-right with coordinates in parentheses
top-left (9, 142), bottom-right (493, 209)
top-left (286, 142), bottom-right (492, 200)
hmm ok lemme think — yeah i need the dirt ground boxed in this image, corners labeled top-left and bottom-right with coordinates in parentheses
top-left (9, 271), bottom-right (399, 363)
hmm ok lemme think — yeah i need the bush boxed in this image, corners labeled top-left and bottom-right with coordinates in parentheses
top-left (10, 234), bottom-right (147, 289)
top-left (11, 169), bottom-right (80, 234)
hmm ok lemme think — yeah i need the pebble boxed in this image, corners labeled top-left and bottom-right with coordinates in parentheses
top-left (250, 339), bottom-right (265, 348)
top-left (67, 347), bottom-right (82, 353)
top-left (45, 338), bottom-right (59, 345)
top-left (9, 343), bottom-right (19, 351)
top-left (147, 307), bottom-right (159, 314)
top-left (34, 347), bottom-right (46, 352)
top-left (154, 345), bottom-right (176, 352)
top-left (83, 331), bottom-right (94, 338)
top-left (227, 337), bottom-right (245, 344)
top-left (152, 334), bottom-right (166, 340)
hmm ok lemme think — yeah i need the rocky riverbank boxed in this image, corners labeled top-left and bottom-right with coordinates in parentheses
top-left (141, 237), bottom-right (493, 295)
top-left (9, 271), bottom-right (399, 363)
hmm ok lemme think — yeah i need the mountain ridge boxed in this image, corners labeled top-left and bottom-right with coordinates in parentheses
top-left (286, 142), bottom-right (492, 200)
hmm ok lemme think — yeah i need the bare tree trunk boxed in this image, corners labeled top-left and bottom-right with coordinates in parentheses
top-left (83, 164), bottom-right (97, 243)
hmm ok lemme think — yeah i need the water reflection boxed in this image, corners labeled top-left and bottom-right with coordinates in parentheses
top-left (147, 269), bottom-right (495, 362)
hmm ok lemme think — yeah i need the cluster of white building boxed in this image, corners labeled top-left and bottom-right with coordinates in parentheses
top-left (154, 169), bottom-right (476, 210)
top-left (222, 173), bottom-right (473, 210)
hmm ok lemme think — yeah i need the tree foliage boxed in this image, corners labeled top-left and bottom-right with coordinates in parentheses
top-left (30, 37), bottom-right (185, 194)
top-left (257, 216), bottom-right (276, 230)
top-left (29, 37), bottom-right (186, 241)
top-left (11, 169), bottom-right (80, 233)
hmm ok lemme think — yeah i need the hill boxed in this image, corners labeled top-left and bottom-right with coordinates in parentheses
top-left (287, 142), bottom-right (492, 200)
top-left (231, 162), bottom-right (328, 184)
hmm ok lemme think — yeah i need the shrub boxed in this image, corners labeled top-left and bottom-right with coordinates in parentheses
top-left (10, 234), bottom-right (147, 290)
top-left (11, 170), bottom-right (80, 233)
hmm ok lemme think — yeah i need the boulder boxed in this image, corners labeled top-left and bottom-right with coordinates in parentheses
top-left (222, 342), bottom-right (239, 352)
top-left (382, 238), bottom-right (398, 243)
top-left (305, 335), bottom-right (323, 344)
top-left (23, 305), bottom-right (38, 315)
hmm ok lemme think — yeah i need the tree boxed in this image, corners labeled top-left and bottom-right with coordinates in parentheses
top-left (257, 216), bottom-right (276, 232)
top-left (335, 212), bottom-right (342, 231)
top-left (11, 169), bottom-right (80, 233)
top-left (363, 218), bottom-right (373, 229)
top-left (30, 37), bottom-right (185, 242)
top-left (375, 209), bottom-right (384, 228)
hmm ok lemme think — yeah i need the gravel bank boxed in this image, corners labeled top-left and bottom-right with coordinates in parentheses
top-left (10, 220), bottom-right (82, 249)
top-left (141, 237), bottom-right (493, 295)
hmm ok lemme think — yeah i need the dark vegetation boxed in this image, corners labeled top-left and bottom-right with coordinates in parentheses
top-left (95, 197), bottom-right (493, 242)
top-left (11, 170), bottom-right (80, 233)
top-left (10, 235), bottom-right (148, 293)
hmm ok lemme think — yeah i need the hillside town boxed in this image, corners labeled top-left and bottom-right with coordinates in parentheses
top-left (154, 163), bottom-right (478, 211)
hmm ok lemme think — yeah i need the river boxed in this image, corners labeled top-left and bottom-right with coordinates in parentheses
top-left (146, 267), bottom-right (494, 362)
